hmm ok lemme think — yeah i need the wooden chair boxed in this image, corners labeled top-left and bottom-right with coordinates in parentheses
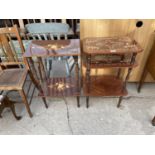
top-left (25, 23), bottom-right (75, 77)
top-left (0, 25), bottom-right (48, 118)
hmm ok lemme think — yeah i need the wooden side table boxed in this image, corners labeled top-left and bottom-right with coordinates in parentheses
top-left (23, 39), bottom-right (81, 107)
top-left (82, 36), bottom-right (143, 108)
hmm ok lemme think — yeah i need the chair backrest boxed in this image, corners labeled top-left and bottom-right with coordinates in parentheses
top-left (0, 25), bottom-right (25, 67)
top-left (25, 23), bottom-right (70, 40)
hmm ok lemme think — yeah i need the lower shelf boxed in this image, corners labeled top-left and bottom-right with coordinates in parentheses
top-left (83, 75), bottom-right (128, 96)
top-left (38, 77), bottom-right (80, 97)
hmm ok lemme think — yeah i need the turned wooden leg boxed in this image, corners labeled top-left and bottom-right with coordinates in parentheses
top-left (117, 54), bottom-right (137, 108)
top-left (77, 96), bottom-right (80, 107)
top-left (118, 67), bottom-right (132, 108)
top-left (28, 70), bottom-right (48, 109)
top-left (137, 68), bottom-right (147, 93)
top-left (86, 55), bottom-right (91, 108)
top-left (86, 96), bottom-right (89, 108)
top-left (117, 55), bottom-right (124, 79)
top-left (117, 96), bottom-right (123, 108)
top-left (42, 97), bottom-right (48, 109)
top-left (152, 116), bottom-right (155, 126)
top-left (10, 103), bottom-right (22, 120)
top-left (117, 68), bottom-right (121, 79)
top-left (19, 89), bottom-right (33, 118)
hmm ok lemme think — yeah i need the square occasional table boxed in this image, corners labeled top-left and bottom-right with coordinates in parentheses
top-left (23, 39), bottom-right (81, 107)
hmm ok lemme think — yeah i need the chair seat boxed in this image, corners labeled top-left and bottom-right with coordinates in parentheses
top-left (0, 69), bottom-right (28, 90)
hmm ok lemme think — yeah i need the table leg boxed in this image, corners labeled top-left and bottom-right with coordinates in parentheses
top-left (77, 96), bottom-right (80, 108)
top-left (86, 96), bottom-right (89, 108)
top-left (37, 57), bottom-right (47, 82)
top-left (28, 57), bottom-right (39, 81)
top-left (117, 96), bottom-right (123, 108)
top-left (28, 70), bottom-right (48, 109)
top-left (137, 67), bottom-right (147, 93)
top-left (38, 61), bottom-right (43, 82)
top-left (73, 56), bottom-right (80, 107)
top-left (19, 89), bottom-right (33, 118)
top-left (117, 53), bottom-right (137, 108)
top-left (86, 55), bottom-right (91, 108)
top-left (117, 55), bottom-right (124, 79)
top-left (23, 57), bottom-right (48, 112)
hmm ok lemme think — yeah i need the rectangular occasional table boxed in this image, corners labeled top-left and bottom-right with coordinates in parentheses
top-left (82, 36), bottom-right (143, 108)
top-left (23, 39), bottom-right (81, 107)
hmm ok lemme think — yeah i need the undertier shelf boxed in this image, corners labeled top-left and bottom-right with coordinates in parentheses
top-left (83, 61), bottom-right (137, 68)
top-left (38, 77), bottom-right (80, 97)
top-left (83, 75), bottom-right (128, 96)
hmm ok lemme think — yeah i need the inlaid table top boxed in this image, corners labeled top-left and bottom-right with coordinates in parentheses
top-left (24, 39), bottom-right (80, 57)
top-left (83, 36), bottom-right (143, 55)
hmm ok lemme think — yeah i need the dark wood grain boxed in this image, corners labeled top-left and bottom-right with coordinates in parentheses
top-left (38, 77), bottom-right (80, 97)
top-left (82, 36), bottom-right (142, 108)
top-left (0, 25), bottom-right (48, 118)
top-left (24, 39), bottom-right (80, 57)
top-left (83, 75), bottom-right (127, 96)
top-left (83, 36), bottom-right (142, 55)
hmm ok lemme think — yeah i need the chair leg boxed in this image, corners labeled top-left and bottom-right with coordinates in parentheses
top-left (69, 62), bottom-right (75, 73)
top-left (42, 97), bottom-right (48, 109)
top-left (152, 116), bottom-right (155, 126)
top-left (10, 103), bottom-right (22, 120)
top-left (86, 96), bottom-right (89, 108)
top-left (19, 89), bottom-right (33, 118)
top-left (0, 96), bottom-right (21, 120)
top-left (65, 59), bottom-right (70, 77)
top-left (77, 96), bottom-right (80, 107)
top-left (117, 96), bottom-right (123, 108)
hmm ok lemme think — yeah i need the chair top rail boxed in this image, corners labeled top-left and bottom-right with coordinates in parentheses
top-left (25, 23), bottom-right (71, 34)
